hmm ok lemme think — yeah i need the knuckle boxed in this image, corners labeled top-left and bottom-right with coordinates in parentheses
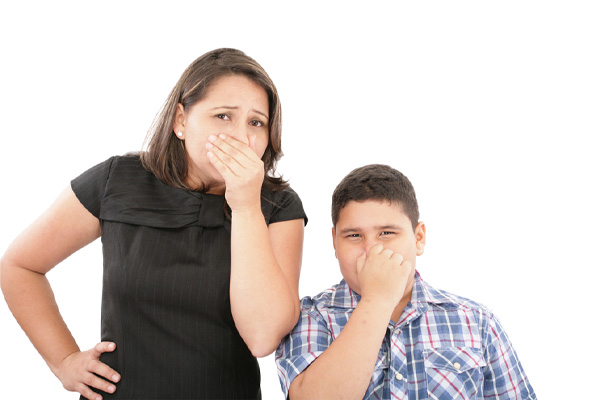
top-left (228, 146), bottom-right (239, 157)
top-left (80, 386), bottom-right (98, 400)
top-left (84, 374), bottom-right (96, 386)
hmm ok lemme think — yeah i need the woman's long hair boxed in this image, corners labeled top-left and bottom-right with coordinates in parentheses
top-left (141, 48), bottom-right (287, 191)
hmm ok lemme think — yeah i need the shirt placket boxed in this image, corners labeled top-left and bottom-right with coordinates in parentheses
top-left (386, 322), bottom-right (409, 400)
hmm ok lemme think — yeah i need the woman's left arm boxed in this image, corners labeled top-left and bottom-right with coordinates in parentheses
top-left (230, 213), bottom-right (304, 357)
top-left (206, 133), bottom-right (304, 357)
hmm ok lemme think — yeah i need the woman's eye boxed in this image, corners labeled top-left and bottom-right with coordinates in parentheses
top-left (216, 114), bottom-right (230, 121)
top-left (250, 120), bottom-right (265, 127)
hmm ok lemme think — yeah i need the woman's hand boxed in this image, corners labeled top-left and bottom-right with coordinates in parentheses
top-left (52, 342), bottom-right (121, 400)
top-left (206, 133), bottom-right (264, 212)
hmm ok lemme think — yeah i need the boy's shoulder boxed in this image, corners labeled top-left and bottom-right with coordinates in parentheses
top-left (300, 279), bottom-right (359, 313)
top-left (416, 276), bottom-right (494, 315)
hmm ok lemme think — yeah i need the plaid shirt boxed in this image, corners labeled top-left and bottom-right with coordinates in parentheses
top-left (275, 272), bottom-right (536, 399)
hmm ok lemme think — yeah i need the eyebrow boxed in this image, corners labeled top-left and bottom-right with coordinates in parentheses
top-left (339, 225), bottom-right (403, 234)
top-left (210, 106), bottom-right (269, 120)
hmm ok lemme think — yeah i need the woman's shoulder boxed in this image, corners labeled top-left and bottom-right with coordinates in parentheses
top-left (72, 153), bottom-right (191, 223)
top-left (73, 153), bottom-right (146, 182)
top-left (109, 153), bottom-right (146, 174)
top-left (261, 186), bottom-right (308, 225)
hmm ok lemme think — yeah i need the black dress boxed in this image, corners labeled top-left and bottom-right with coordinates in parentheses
top-left (71, 155), bottom-right (307, 400)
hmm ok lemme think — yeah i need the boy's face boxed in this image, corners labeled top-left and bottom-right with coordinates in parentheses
top-left (332, 200), bottom-right (426, 298)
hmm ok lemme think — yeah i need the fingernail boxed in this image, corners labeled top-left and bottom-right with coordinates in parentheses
top-left (218, 133), bottom-right (227, 140)
top-left (205, 142), bottom-right (214, 150)
top-left (208, 135), bottom-right (217, 142)
top-left (113, 374), bottom-right (120, 382)
top-left (108, 385), bottom-right (116, 393)
top-left (207, 151), bottom-right (214, 159)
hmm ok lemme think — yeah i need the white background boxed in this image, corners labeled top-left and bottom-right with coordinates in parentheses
top-left (1, 1), bottom-right (598, 399)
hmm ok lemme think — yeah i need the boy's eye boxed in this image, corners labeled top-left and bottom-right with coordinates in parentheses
top-left (381, 231), bottom-right (396, 237)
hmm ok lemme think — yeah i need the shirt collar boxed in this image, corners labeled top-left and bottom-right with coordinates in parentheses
top-left (325, 280), bottom-right (361, 309)
top-left (410, 271), bottom-right (458, 306)
top-left (325, 271), bottom-right (461, 310)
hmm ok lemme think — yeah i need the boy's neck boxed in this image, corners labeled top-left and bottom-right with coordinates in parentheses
top-left (391, 288), bottom-right (413, 323)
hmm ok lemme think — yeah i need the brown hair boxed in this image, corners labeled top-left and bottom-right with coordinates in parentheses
top-left (141, 48), bottom-right (287, 191)
top-left (331, 164), bottom-right (420, 230)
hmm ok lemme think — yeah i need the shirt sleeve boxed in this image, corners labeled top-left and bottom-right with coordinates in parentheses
top-left (267, 187), bottom-right (308, 226)
top-left (482, 313), bottom-right (537, 399)
top-left (275, 297), bottom-right (330, 399)
top-left (70, 156), bottom-right (115, 218)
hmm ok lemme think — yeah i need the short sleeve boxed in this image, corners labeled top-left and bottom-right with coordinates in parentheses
top-left (482, 314), bottom-right (537, 399)
top-left (266, 187), bottom-right (308, 226)
top-left (275, 297), bottom-right (329, 399)
top-left (70, 157), bottom-right (115, 218)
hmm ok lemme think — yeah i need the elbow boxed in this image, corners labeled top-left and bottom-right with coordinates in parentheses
top-left (239, 301), bottom-right (300, 358)
top-left (250, 346), bottom-right (275, 359)
top-left (246, 333), bottom-right (282, 358)
top-left (245, 319), bottom-right (297, 357)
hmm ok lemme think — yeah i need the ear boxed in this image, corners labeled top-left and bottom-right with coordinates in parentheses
top-left (331, 227), bottom-right (338, 259)
top-left (415, 221), bottom-right (426, 256)
top-left (172, 103), bottom-right (186, 139)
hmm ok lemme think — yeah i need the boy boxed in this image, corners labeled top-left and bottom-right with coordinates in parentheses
top-left (276, 165), bottom-right (536, 399)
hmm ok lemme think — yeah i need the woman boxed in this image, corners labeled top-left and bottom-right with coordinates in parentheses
top-left (1, 48), bottom-right (306, 399)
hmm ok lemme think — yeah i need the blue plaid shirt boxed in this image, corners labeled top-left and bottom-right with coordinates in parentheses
top-left (275, 272), bottom-right (536, 399)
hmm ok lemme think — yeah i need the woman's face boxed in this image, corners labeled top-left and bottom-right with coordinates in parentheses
top-left (173, 74), bottom-right (270, 193)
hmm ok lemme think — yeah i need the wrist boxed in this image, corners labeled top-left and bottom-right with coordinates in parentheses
top-left (48, 347), bottom-right (79, 374)
top-left (360, 293), bottom-right (399, 312)
top-left (230, 202), bottom-right (262, 217)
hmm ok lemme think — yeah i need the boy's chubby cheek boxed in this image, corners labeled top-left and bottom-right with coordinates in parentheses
top-left (338, 262), bottom-right (361, 294)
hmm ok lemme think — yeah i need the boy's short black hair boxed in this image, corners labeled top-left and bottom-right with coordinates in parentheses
top-left (331, 164), bottom-right (420, 230)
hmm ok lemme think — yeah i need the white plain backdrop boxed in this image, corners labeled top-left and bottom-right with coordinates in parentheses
top-left (1, 1), bottom-right (598, 399)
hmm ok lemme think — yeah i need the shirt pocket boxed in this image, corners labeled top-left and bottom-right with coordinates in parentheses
top-left (424, 347), bottom-right (486, 400)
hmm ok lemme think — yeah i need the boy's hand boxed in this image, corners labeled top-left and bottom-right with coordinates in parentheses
top-left (356, 244), bottom-right (412, 309)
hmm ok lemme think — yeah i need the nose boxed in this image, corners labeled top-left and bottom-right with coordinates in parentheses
top-left (227, 120), bottom-right (250, 145)
top-left (363, 237), bottom-right (378, 254)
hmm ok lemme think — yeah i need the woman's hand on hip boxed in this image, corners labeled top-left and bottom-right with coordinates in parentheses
top-left (53, 341), bottom-right (121, 400)
top-left (206, 133), bottom-right (264, 211)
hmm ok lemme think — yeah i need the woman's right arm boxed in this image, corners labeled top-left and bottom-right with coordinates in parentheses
top-left (0, 186), bottom-right (120, 400)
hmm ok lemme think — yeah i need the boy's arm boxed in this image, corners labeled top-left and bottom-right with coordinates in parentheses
top-left (288, 244), bottom-right (412, 400)
top-left (289, 298), bottom-right (393, 399)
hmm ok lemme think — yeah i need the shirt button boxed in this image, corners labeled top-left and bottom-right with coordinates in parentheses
top-left (453, 362), bottom-right (461, 370)
top-left (395, 372), bottom-right (404, 381)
